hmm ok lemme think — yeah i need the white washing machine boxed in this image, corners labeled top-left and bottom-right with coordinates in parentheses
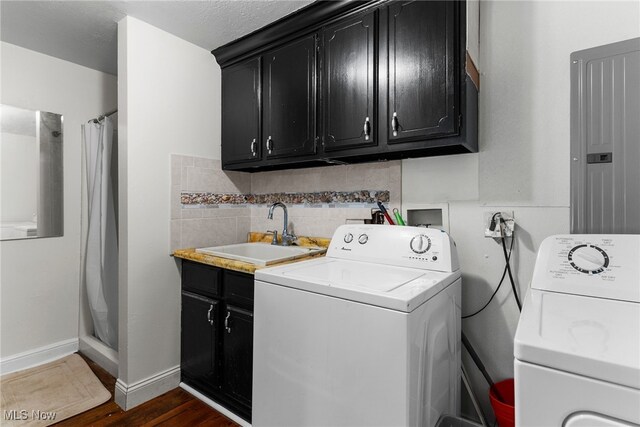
top-left (515, 235), bottom-right (640, 426)
top-left (253, 225), bottom-right (462, 427)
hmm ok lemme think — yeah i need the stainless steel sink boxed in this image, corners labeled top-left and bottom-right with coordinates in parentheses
top-left (196, 242), bottom-right (326, 266)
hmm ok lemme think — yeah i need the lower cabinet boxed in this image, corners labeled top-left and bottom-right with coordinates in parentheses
top-left (181, 292), bottom-right (218, 386)
top-left (222, 305), bottom-right (253, 407)
top-left (180, 260), bottom-right (254, 422)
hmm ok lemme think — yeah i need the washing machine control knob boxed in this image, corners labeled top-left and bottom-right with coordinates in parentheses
top-left (568, 244), bottom-right (609, 274)
top-left (358, 234), bottom-right (369, 244)
top-left (344, 233), bottom-right (354, 243)
top-left (410, 234), bottom-right (431, 254)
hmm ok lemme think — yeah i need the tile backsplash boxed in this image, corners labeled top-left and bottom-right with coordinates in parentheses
top-left (171, 155), bottom-right (251, 252)
top-left (249, 161), bottom-right (401, 240)
top-left (170, 155), bottom-right (401, 252)
top-left (181, 190), bottom-right (390, 207)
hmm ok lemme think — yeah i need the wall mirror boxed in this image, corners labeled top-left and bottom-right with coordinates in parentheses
top-left (1, 104), bottom-right (63, 240)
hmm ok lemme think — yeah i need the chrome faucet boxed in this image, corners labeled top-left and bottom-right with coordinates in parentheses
top-left (267, 202), bottom-right (296, 246)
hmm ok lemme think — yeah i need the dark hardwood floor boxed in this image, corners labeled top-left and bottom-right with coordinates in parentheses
top-left (54, 354), bottom-right (240, 426)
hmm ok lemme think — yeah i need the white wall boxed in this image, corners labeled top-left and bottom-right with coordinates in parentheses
top-left (0, 43), bottom-right (117, 359)
top-left (117, 16), bottom-right (220, 407)
top-left (402, 1), bottom-right (640, 420)
top-left (1, 132), bottom-right (38, 222)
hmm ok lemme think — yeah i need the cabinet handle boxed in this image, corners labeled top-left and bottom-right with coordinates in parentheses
top-left (363, 116), bottom-right (371, 141)
top-left (391, 112), bottom-right (399, 137)
top-left (266, 136), bottom-right (273, 154)
top-left (207, 304), bottom-right (214, 326)
top-left (250, 138), bottom-right (257, 156)
top-left (224, 311), bottom-right (231, 333)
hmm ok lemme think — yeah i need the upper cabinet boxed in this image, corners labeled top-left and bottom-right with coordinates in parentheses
top-left (221, 58), bottom-right (261, 166)
top-left (213, 0), bottom-right (478, 172)
top-left (322, 10), bottom-right (376, 151)
top-left (262, 34), bottom-right (318, 159)
top-left (385, 1), bottom-right (458, 143)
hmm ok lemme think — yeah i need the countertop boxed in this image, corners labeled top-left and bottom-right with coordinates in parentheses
top-left (172, 232), bottom-right (331, 274)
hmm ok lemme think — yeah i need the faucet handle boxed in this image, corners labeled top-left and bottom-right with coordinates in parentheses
top-left (266, 230), bottom-right (278, 245)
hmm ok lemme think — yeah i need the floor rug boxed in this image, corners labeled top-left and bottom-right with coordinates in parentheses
top-left (1, 354), bottom-right (111, 426)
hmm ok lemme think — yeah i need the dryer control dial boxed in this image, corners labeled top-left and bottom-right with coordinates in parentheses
top-left (358, 234), bottom-right (369, 244)
top-left (568, 244), bottom-right (609, 274)
top-left (344, 233), bottom-right (354, 243)
top-left (410, 234), bottom-right (431, 254)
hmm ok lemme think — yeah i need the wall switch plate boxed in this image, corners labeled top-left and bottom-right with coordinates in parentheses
top-left (484, 211), bottom-right (515, 238)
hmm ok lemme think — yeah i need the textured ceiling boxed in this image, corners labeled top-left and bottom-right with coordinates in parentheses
top-left (0, 1), bottom-right (314, 75)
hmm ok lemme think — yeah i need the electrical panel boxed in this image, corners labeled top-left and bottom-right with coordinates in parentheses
top-left (570, 38), bottom-right (640, 234)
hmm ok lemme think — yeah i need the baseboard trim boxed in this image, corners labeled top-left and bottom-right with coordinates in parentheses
top-left (0, 338), bottom-right (79, 375)
top-left (180, 382), bottom-right (251, 427)
top-left (114, 365), bottom-right (180, 410)
top-left (79, 335), bottom-right (118, 377)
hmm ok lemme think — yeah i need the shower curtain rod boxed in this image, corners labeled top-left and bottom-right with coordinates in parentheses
top-left (89, 109), bottom-right (118, 123)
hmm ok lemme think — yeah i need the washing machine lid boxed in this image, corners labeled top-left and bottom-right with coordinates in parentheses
top-left (255, 257), bottom-right (460, 312)
top-left (531, 235), bottom-right (640, 303)
top-left (515, 289), bottom-right (640, 390)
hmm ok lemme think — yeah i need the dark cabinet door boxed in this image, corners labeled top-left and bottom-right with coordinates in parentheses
top-left (181, 292), bottom-right (218, 385)
top-left (386, 0), bottom-right (459, 143)
top-left (263, 34), bottom-right (317, 159)
top-left (221, 305), bottom-right (253, 406)
top-left (323, 11), bottom-right (376, 151)
top-left (222, 58), bottom-right (261, 165)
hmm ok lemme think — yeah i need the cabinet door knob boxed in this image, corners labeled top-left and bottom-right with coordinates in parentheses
top-left (391, 112), bottom-right (399, 137)
top-left (266, 136), bottom-right (273, 154)
top-left (250, 138), bottom-right (257, 156)
top-left (363, 117), bottom-right (371, 141)
top-left (224, 311), bottom-right (231, 333)
top-left (207, 304), bottom-right (214, 326)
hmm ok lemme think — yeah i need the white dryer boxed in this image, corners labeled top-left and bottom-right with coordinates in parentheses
top-left (515, 235), bottom-right (640, 426)
top-left (253, 225), bottom-right (462, 427)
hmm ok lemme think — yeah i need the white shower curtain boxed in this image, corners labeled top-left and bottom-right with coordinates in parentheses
top-left (82, 117), bottom-right (118, 350)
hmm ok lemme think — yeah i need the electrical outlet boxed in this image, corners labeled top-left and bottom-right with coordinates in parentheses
top-left (484, 211), bottom-right (515, 238)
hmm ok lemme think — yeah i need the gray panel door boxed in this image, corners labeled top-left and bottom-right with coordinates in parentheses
top-left (571, 38), bottom-right (640, 234)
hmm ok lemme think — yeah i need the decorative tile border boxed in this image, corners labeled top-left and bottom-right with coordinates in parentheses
top-left (181, 190), bottom-right (390, 208)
